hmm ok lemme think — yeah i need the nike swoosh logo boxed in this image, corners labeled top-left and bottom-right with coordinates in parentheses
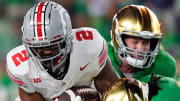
top-left (80, 63), bottom-right (89, 71)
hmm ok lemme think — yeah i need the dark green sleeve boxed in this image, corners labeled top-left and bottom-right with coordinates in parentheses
top-left (151, 77), bottom-right (180, 101)
top-left (107, 41), bottom-right (124, 77)
top-left (107, 41), bottom-right (120, 74)
top-left (150, 50), bottom-right (176, 77)
top-left (138, 75), bottom-right (180, 101)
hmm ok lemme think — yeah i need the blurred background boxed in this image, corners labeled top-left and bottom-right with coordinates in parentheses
top-left (0, 0), bottom-right (180, 100)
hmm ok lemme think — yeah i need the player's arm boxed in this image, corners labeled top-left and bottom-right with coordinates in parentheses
top-left (6, 46), bottom-right (45, 101)
top-left (94, 57), bottom-right (120, 94)
top-left (19, 87), bottom-right (44, 101)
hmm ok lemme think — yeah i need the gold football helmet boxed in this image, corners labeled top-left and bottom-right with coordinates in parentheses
top-left (101, 78), bottom-right (149, 101)
top-left (111, 5), bottom-right (163, 68)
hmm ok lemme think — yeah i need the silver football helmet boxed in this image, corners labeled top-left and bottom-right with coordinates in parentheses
top-left (22, 1), bottom-right (72, 79)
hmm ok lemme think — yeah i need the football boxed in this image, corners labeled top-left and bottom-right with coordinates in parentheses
top-left (58, 86), bottom-right (100, 101)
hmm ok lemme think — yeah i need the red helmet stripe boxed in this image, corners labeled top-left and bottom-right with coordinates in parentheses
top-left (35, 2), bottom-right (46, 40)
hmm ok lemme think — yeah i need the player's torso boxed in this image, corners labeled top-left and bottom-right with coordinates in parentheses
top-left (7, 27), bottom-right (106, 100)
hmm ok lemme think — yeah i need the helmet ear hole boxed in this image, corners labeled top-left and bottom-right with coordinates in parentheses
top-left (61, 41), bottom-right (66, 49)
top-left (150, 39), bottom-right (159, 51)
top-left (121, 34), bottom-right (128, 46)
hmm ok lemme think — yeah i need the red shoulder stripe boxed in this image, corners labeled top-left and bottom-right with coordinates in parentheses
top-left (99, 41), bottom-right (107, 65)
top-left (6, 66), bottom-right (25, 86)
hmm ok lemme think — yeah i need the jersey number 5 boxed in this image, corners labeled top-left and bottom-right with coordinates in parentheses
top-left (76, 30), bottom-right (93, 41)
top-left (12, 50), bottom-right (28, 67)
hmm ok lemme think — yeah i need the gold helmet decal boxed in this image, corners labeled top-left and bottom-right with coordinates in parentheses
top-left (102, 78), bottom-right (149, 101)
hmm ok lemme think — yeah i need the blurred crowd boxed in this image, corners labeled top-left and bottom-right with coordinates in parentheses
top-left (0, 0), bottom-right (180, 100)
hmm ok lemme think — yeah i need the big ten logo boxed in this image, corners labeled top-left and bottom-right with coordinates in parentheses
top-left (29, 78), bottom-right (42, 83)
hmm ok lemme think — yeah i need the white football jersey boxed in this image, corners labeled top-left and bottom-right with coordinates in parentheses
top-left (6, 27), bottom-right (108, 100)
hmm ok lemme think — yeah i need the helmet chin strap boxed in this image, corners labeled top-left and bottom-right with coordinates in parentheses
top-left (45, 58), bottom-right (67, 80)
top-left (49, 53), bottom-right (70, 80)
top-left (125, 56), bottom-right (146, 68)
top-left (52, 55), bottom-right (67, 72)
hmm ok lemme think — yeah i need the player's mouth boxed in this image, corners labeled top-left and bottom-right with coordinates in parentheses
top-left (130, 54), bottom-right (145, 60)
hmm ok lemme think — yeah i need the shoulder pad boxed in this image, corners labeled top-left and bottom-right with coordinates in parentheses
top-left (152, 50), bottom-right (176, 77)
top-left (6, 45), bottom-right (30, 85)
top-left (72, 27), bottom-right (108, 67)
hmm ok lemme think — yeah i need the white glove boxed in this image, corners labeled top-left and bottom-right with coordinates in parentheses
top-left (65, 90), bottom-right (82, 101)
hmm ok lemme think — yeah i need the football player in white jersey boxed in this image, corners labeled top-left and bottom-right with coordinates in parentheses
top-left (6, 1), bottom-right (119, 101)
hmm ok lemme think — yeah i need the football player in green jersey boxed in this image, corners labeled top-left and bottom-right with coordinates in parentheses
top-left (108, 5), bottom-right (176, 79)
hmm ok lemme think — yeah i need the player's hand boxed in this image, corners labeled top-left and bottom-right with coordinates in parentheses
top-left (66, 90), bottom-right (82, 101)
top-left (148, 73), bottom-right (162, 100)
top-left (58, 89), bottom-right (82, 101)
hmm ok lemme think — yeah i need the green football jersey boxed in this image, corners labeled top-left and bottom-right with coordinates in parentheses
top-left (107, 41), bottom-right (177, 78)
top-left (152, 77), bottom-right (180, 101)
top-left (139, 75), bottom-right (180, 101)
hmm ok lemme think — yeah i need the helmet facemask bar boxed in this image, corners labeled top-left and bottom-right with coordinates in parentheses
top-left (24, 37), bottom-right (69, 72)
top-left (116, 30), bottom-right (161, 68)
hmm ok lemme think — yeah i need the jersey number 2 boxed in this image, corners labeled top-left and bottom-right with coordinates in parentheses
top-left (76, 30), bottom-right (93, 41)
top-left (12, 50), bottom-right (28, 67)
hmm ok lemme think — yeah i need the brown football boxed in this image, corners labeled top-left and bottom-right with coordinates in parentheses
top-left (58, 86), bottom-right (100, 101)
